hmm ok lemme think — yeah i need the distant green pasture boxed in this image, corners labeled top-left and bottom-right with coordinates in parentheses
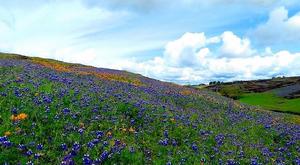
top-left (239, 91), bottom-right (300, 114)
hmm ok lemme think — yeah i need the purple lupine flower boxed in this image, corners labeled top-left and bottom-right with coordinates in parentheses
top-left (264, 124), bottom-right (271, 129)
top-left (87, 141), bottom-right (95, 148)
top-left (238, 150), bottom-right (244, 158)
top-left (11, 108), bottom-right (18, 114)
top-left (45, 106), bottom-right (50, 113)
top-left (103, 141), bottom-right (108, 146)
top-left (250, 158), bottom-right (258, 165)
top-left (100, 150), bottom-right (109, 161)
top-left (226, 159), bottom-right (236, 165)
top-left (92, 138), bottom-right (100, 144)
top-left (0, 136), bottom-right (8, 142)
top-left (130, 119), bottom-right (135, 125)
top-left (96, 131), bottom-right (104, 138)
top-left (215, 134), bottom-right (225, 146)
top-left (114, 139), bottom-right (121, 146)
top-left (159, 138), bottom-right (168, 146)
top-left (171, 139), bottom-right (177, 146)
top-left (129, 146), bottom-right (135, 153)
top-left (94, 158), bottom-right (101, 164)
top-left (191, 143), bottom-right (198, 152)
top-left (18, 144), bottom-right (26, 150)
top-left (72, 142), bottom-right (80, 152)
top-left (3, 140), bottom-right (12, 147)
top-left (26, 150), bottom-right (33, 156)
top-left (37, 144), bottom-right (43, 150)
top-left (61, 143), bottom-right (68, 151)
top-left (43, 95), bottom-right (52, 104)
top-left (78, 128), bottom-right (84, 135)
top-left (164, 130), bottom-right (168, 138)
top-left (26, 161), bottom-right (34, 165)
top-left (62, 108), bottom-right (71, 115)
top-left (34, 153), bottom-right (41, 159)
top-left (83, 154), bottom-right (92, 165)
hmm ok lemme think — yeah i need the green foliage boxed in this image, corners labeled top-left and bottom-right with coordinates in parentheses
top-left (219, 85), bottom-right (243, 100)
top-left (0, 53), bottom-right (29, 60)
top-left (209, 81), bottom-right (223, 85)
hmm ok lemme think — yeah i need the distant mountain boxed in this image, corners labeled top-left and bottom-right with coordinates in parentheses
top-left (0, 53), bottom-right (300, 164)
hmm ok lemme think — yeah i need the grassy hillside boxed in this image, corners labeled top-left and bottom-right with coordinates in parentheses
top-left (1, 53), bottom-right (300, 164)
top-left (202, 77), bottom-right (300, 114)
top-left (240, 92), bottom-right (300, 114)
top-left (207, 77), bottom-right (300, 94)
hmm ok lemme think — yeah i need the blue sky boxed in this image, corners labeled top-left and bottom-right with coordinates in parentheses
top-left (1, 0), bottom-right (300, 84)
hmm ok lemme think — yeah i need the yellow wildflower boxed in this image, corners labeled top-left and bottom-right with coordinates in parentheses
top-left (15, 127), bottom-right (22, 134)
top-left (106, 131), bottom-right (112, 137)
top-left (129, 127), bottom-right (135, 133)
top-left (10, 115), bottom-right (17, 121)
top-left (79, 122), bottom-right (85, 128)
top-left (4, 131), bottom-right (11, 136)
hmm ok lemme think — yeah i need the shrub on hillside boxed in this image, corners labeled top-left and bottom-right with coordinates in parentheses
top-left (219, 85), bottom-right (243, 99)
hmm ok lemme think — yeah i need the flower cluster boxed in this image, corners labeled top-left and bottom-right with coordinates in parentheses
top-left (10, 113), bottom-right (28, 121)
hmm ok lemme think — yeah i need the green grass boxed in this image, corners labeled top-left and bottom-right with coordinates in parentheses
top-left (239, 91), bottom-right (300, 114)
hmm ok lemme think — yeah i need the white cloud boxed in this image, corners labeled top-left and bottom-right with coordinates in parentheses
top-left (220, 31), bottom-right (255, 57)
top-left (164, 32), bottom-right (207, 66)
top-left (115, 31), bottom-right (300, 84)
top-left (0, 0), bottom-right (133, 66)
top-left (250, 6), bottom-right (300, 45)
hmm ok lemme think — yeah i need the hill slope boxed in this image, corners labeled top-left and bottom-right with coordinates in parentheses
top-left (0, 53), bottom-right (300, 164)
top-left (204, 77), bottom-right (300, 114)
top-left (207, 77), bottom-right (300, 95)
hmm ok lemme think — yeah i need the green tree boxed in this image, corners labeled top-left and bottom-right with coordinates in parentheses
top-left (219, 85), bottom-right (243, 99)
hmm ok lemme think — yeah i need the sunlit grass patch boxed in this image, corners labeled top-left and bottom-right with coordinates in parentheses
top-left (239, 91), bottom-right (300, 114)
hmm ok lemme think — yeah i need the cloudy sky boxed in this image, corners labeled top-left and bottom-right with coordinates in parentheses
top-left (1, 0), bottom-right (300, 84)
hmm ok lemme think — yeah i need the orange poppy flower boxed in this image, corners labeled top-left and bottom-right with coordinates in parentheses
top-left (10, 113), bottom-right (28, 121)
top-left (17, 113), bottom-right (28, 120)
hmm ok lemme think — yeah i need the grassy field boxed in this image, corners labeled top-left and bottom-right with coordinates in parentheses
top-left (1, 54), bottom-right (300, 164)
top-left (239, 91), bottom-right (300, 114)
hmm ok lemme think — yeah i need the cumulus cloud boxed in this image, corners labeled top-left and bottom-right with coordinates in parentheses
top-left (220, 31), bottom-right (255, 57)
top-left (250, 6), bottom-right (300, 45)
top-left (115, 31), bottom-right (300, 84)
top-left (164, 32), bottom-right (207, 66)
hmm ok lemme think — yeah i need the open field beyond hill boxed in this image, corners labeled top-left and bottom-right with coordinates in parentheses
top-left (240, 92), bottom-right (300, 114)
top-left (201, 77), bottom-right (300, 114)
